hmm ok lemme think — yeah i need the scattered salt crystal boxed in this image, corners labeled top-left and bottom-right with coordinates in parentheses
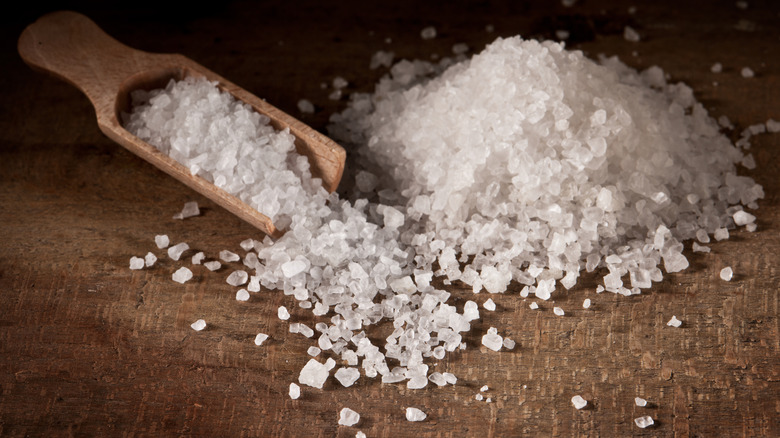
top-left (733, 210), bottom-right (755, 226)
top-left (480, 385), bottom-right (489, 392)
top-left (239, 239), bottom-right (255, 251)
top-left (714, 228), bottom-right (730, 241)
top-left (463, 300), bottom-right (480, 321)
top-left (282, 260), bottom-right (307, 278)
top-left (370, 50), bottom-right (395, 69)
top-left (144, 252), bottom-right (157, 267)
top-left (335, 367), bottom-right (361, 387)
top-left (236, 289), bottom-right (250, 301)
top-left (298, 359), bottom-right (331, 388)
top-left (219, 250), bottom-right (239, 263)
top-left (452, 43), bottom-right (469, 55)
top-left (190, 319), bottom-right (206, 331)
top-left (583, 299), bottom-right (591, 309)
top-left (667, 315), bottom-right (682, 327)
top-left (623, 26), bottom-right (640, 42)
top-left (129, 256), bottom-right (145, 270)
top-left (442, 372), bottom-right (457, 385)
top-left (307, 346), bottom-right (321, 357)
top-left (767, 119), bottom-right (780, 133)
top-left (420, 26), bottom-right (436, 40)
top-left (482, 328), bottom-right (503, 351)
top-left (746, 223), bottom-right (757, 232)
top-left (502, 338), bottom-right (516, 350)
top-left (226, 270), bottom-right (249, 286)
top-left (167, 242), bottom-right (189, 261)
top-left (596, 285), bottom-right (605, 294)
top-left (154, 234), bottom-right (169, 249)
top-left (711, 62), bottom-right (722, 73)
top-left (529, 302), bottom-right (539, 310)
top-left (191, 252), bottom-right (205, 264)
top-left (486, 398), bottom-right (492, 403)
top-left (428, 372), bottom-right (447, 386)
top-left (204, 261), bottom-right (221, 271)
top-left (741, 67), bottom-right (754, 78)
top-left (173, 201), bottom-right (199, 219)
top-left (289, 382), bottom-right (300, 399)
top-left (405, 407), bottom-right (427, 422)
top-left (475, 394), bottom-right (483, 401)
top-left (571, 395), bottom-right (587, 409)
top-left (483, 298), bottom-right (496, 311)
top-left (635, 397), bottom-right (647, 407)
top-left (338, 407), bottom-right (360, 426)
top-left (172, 267), bottom-right (193, 283)
top-left (553, 307), bottom-right (565, 316)
top-left (254, 333), bottom-right (269, 346)
top-left (356, 432), bottom-right (366, 438)
top-left (692, 242), bottom-right (711, 253)
top-left (297, 99), bottom-right (315, 114)
top-left (634, 416), bottom-right (654, 428)
top-left (278, 306), bottom-right (290, 320)
top-left (720, 267), bottom-right (733, 281)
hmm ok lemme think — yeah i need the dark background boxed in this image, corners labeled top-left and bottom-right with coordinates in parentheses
top-left (2, 1), bottom-right (778, 436)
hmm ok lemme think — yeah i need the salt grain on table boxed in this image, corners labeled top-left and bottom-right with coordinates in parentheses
top-left (634, 415), bottom-right (655, 428)
top-left (190, 319), bottom-right (206, 331)
top-left (406, 407), bottom-right (427, 422)
top-left (129, 256), bottom-right (145, 270)
top-left (172, 267), bottom-right (193, 283)
top-left (571, 395), bottom-right (587, 409)
top-left (667, 315), bottom-right (682, 327)
top-left (720, 266), bottom-right (734, 281)
top-left (235, 289), bottom-right (250, 301)
top-left (254, 333), bottom-right (268, 346)
top-left (289, 382), bottom-right (300, 400)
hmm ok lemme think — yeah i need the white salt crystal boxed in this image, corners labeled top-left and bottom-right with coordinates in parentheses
top-left (191, 252), bottom-right (205, 264)
top-left (239, 239), bottom-right (255, 251)
top-left (307, 346), bottom-right (321, 357)
top-left (219, 250), bottom-right (239, 263)
top-left (733, 210), bottom-right (755, 226)
top-left (571, 395), bottom-right (587, 409)
top-left (254, 333), bottom-right (269, 346)
top-left (714, 228), bottom-right (730, 241)
top-left (356, 432), bottom-right (366, 438)
top-left (405, 407), bottom-right (427, 422)
top-left (428, 372), bottom-right (447, 386)
top-left (502, 338), bottom-right (516, 350)
top-left (167, 242), bottom-right (189, 261)
top-left (720, 266), bottom-right (733, 281)
top-left (463, 300), bottom-right (480, 321)
top-left (173, 201), bottom-right (200, 219)
top-left (338, 407), bottom-right (360, 426)
top-left (144, 252), bottom-right (157, 267)
top-left (129, 256), bottom-right (145, 270)
top-left (741, 67), bottom-right (754, 78)
top-left (278, 306), bottom-right (290, 320)
top-left (226, 270), bottom-right (249, 286)
top-left (335, 367), bottom-right (361, 387)
top-left (475, 394), bottom-right (484, 401)
top-left (623, 26), bottom-right (640, 42)
top-left (483, 298), bottom-right (496, 311)
top-left (635, 397), bottom-right (647, 407)
top-left (236, 289), bottom-right (250, 301)
top-left (535, 279), bottom-right (554, 300)
top-left (692, 242), bottom-right (711, 253)
top-left (328, 90), bottom-right (342, 101)
top-left (529, 302), bottom-right (539, 310)
top-left (190, 319), bottom-right (206, 331)
top-left (332, 77), bottom-right (348, 89)
top-left (155, 234), bottom-right (169, 249)
top-left (667, 315), bottom-right (682, 327)
top-left (485, 398), bottom-right (492, 403)
top-left (172, 267), bottom-right (193, 283)
top-left (204, 261), bottom-right (221, 271)
top-left (634, 416), bottom-right (654, 428)
top-left (452, 43), bottom-right (469, 55)
top-left (297, 99), bottom-right (315, 114)
top-left (370, 50), bottom-right (395, 69)
top-left (583, 298), bottom-right (591, 309)
top-left (420, 26), bottom-right (436, 40)
top-left (482, 328), bottom-right (503, 351)
top-left (711, 62), bottom-right (722, 73)
top-left (282, 260), bottom-right (307, 278)
top-left (480, 385), bottom-right (489, 392)
top-left (442, 372), bottom-right (457, 385)
top-left (767, 119), bottom-right (780, 133)
top-left (289, 382), bottom-right (300, 399)
top-left (553, 307), bottom-right (565, 316)
top-left (298, 359), bottom-right (331, 389)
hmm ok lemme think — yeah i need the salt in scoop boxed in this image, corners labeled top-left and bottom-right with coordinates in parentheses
top-left (18, 11), bottom-right (346, 238)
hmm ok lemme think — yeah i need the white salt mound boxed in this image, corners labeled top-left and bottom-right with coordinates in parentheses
top-left (405, 407), bottom-right (427, 422)
top-left (129, 256), bottom-right (145, 270)
top-left (191, 319), bottom-right (206, 331)
top-left (289, 382), bottom-right (300, 399)
top-left (667, 315), bottom-right (682, 327)
top-left (720, 266), bottom-right (733, 281)
top-left (571, 395), bottom-right (587, 409)
top-left (172, 267), bottom-right (193, 283)
top-left (173, 201), bottom-right (200, 219)
top-left (635, 397), bottom-right (648, 407)
top-left (338, 407), bottom-right (360, 426)
top-left (635, 415), bottom-right (654, 428)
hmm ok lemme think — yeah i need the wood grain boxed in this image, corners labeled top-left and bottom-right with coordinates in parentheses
top-left (1, 1), bottom-right (778, 436)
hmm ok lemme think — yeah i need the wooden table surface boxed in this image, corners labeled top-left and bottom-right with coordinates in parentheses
top-left (2, 1), bottom-right (778, 436)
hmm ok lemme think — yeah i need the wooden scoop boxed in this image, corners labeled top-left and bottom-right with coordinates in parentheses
top-left (18, 11), bottom-right (346, 239)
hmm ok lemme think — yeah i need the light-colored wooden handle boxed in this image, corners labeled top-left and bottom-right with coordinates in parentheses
top-left (18, 11), bottom-right (347, 238)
